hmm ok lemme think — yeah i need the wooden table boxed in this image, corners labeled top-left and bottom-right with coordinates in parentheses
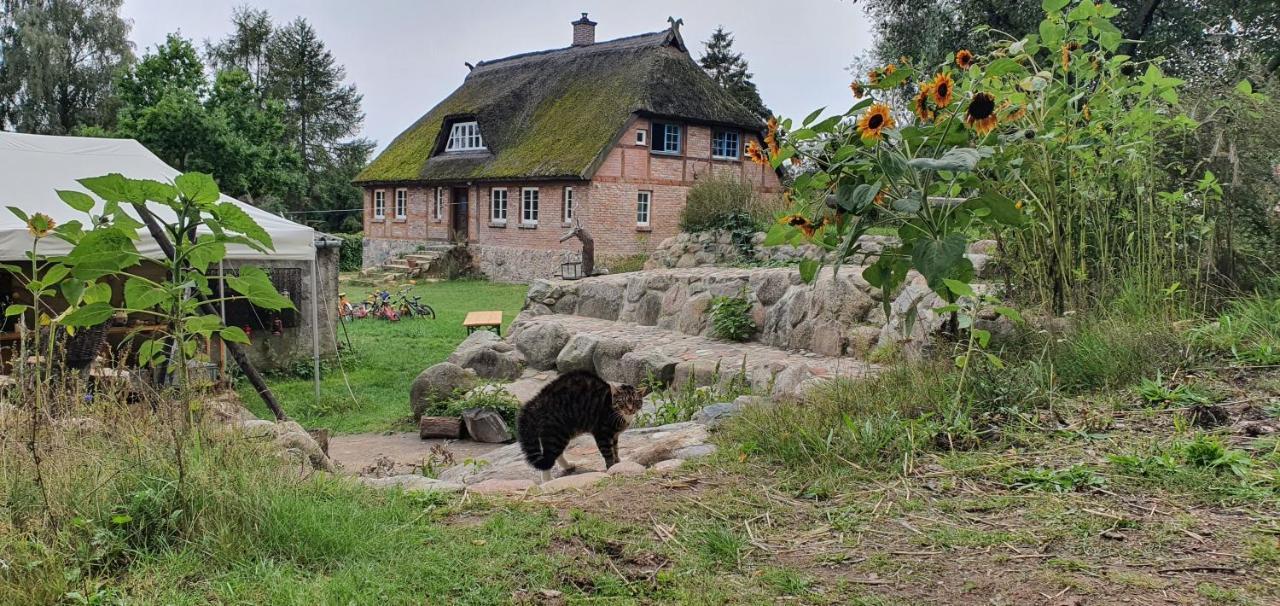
top-left (463, 311), bottom-right (503, 336)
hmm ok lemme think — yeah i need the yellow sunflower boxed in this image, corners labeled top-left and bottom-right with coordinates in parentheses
top-left (765, 117), bottom-right (780, 156)
top-left (913, 84), bottom-right (936, 123)
top-left (955, 49), bottom-right (975, 70)
top-left (929, 72), bottom-right (955, 109)
top-left (745, 140), bottom-right (768, 165)
top-left (1004, 104), bottom-right (1028, 122)
top-left (856, 103), bottom-right (896, 143)
top-left (779, 213), bottom-right (817, 237)
top-left (965, 92), bottom-right (999, 135)
top-left (867, 68), bottom-right (882, 85)
top-left (849, 81), bottom-right (865, 98)
top-left (1061, 41), bottom-right (1080, 72)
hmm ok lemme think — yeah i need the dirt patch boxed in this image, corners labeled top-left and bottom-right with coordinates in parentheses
top-left (328, 432), bottom-right (505, 476)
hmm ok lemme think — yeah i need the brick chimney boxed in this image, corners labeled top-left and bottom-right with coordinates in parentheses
top-left (571, 13), bottom-right (597, 46)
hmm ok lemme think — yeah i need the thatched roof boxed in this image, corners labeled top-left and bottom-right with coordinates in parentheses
top-left (355, 25), bottom-right (765, 185)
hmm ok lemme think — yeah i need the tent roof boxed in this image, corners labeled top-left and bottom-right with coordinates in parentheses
top-left (0, 132), bottom-right (315, 261)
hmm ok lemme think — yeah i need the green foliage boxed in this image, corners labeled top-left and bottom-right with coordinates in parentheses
top-left (335, 232), bottom-right (363, 272)
top-left (600, 253), bottom-right (649, 274)
top-left (0, 0), bottom-right (134, 134)
top-left (709, 289), bottom-right (756, 342)
top-left (638, 361), bottom-right (752, 427)
top-left (679, 175), bottom-right (776, 253)
top-left (1190, 296), bottom-right (1280, 365)
top-left (1008, 464), bottom-right (1107, 493)
top-left (1137, 373), bottom-right (1212, 407)
top-left (1182, 435), bottom-right (1253, 477)
top-left (431, 384), bottom-right (521, 433)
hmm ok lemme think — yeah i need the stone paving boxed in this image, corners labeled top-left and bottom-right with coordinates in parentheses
top-left (511, 312), bottom-right (882, 398)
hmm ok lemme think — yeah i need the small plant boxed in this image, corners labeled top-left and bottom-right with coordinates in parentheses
top-left (438, 383), bottom-right (521, 431)
top-left (1009, 464), bottom-right (1107, 493)
top-left (1137, 372), bottom-right (1211, 407)
top-left (709, 289), bottom-right (756, 342)
top-left (1183, 435), bottom-right (1253, 477)
top-left (637, 360), bottom-right (752, 426)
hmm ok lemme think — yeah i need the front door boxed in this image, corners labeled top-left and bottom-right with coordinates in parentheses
top-left (451, 187), bottom-right (469, 241)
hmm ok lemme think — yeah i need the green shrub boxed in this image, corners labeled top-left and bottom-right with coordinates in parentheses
top-left (679, 175), bottom-right (767, 233)
top-left (423, 383), bottom-right (521, 433)
top-left (709, 290), bottom-right (755, 342)
top-left (335, 232), bottom-right (364, 272)
top-left (600, 254), bottom-right (648, 274)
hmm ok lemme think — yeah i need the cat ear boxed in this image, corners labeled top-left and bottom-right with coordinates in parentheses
top-left (636, 385), bottom-right (651, 398)
top-left (609, 384), bottom-right (620, 400)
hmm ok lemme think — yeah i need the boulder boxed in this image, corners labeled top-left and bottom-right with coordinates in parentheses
top-left (691, 402), bottom-right (743, 428)
top-left (454, 346), bottom-right (523, 381)
top-left (651, 459), bottom-right (684, 473)
top-left (591, 337), bottom-right (634, 383)
top-left (556, 333), bottom-right (599, 374)
top-left (672, 444), bottom-right (717, 459)
top-left (514, 322), bottom-right (571, 371)
top-left (462, 408), bottom-right (513, 443)
top-left (607, 461), bottom-right (646, 476)
top-left (770, 365), bottom-right (815, 400)
top-left (273, 421), bottom-right (334, 472)
top-left (536, 471), bottom-right (609, 494)
top-left (469, 478), bottom-right (536, 495)
top-left (619, 350), bottom-right (678, 387)
top-left (576, 280), bottom-right (624, 320)
top-left (409, 362), bottom-right (478, 420)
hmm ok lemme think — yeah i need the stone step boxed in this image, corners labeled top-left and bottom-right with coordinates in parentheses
top-left (383, 262), bottom-right (412, 272)
top-left (507, 313), bottom-right (881, 400)
top-left (403, 253), bottom-right (441, 267)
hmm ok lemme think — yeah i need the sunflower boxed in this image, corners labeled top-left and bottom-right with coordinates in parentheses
top-left (929, 72), bottom-right (955, 109)
top-left (955, 49), bottom-right (975, 70)
top-left (26, 213), bottom-right (55, 238)
top-left (1082, 104), bottom-right (1091, 122)
top-left (745, 140), bottom-right (768, 165)
top-left (849, 81), bottom-right (865, 98)
top-left (867, 68), bottom-right (882, 85)
top-left (856, 103), bottom-right (896, 143)
top-left (913, 85), bottom-right (936, 123)
top-left (765, 117), bottom-right (780, 156)
top-left (1061, 41), bottom-right (1080, 72)
top-left (964, 92), bottom-right (999, 135)
top-left (779, 213), bottom-right (817, 237)
top-left (1004, 104), bottom-right (1028, 122)
top-left (1015, 200), bottom-right (1025, 210)
top-left (873, 190), bottom-right (887, 206)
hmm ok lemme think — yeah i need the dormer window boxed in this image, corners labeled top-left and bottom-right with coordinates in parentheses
top-left (445, 121), bottom-right (485, 151)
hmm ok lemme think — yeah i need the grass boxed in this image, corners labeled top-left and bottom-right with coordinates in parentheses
top-left (238, 278), bottom-right (527, 433)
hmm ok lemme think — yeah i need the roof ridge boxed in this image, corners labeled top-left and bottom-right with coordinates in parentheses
top-left (470, 30), bottom-right (669, 75)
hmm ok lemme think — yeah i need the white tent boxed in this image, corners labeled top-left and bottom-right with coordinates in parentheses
top-left (0, 131), bottom-right (315, 260)
top-left (0, 132), bottom-right (324, 403)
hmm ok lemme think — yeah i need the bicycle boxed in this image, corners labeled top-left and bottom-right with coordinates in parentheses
top-left (393, 285), bottom-right (436, 319)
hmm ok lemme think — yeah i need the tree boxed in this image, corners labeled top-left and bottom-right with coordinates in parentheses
top-left (698, 26), bottom-right (771, 121)
top-left (0, 0), bottom-right (133, 134)
top-left (263, 17), bottom-right (364, 200)
top-left (854, 0), bottom-right (1280, 84)
top-left (108, 34), bottom-right (300, 202)
top-left (204, 5), bottom-right (273, 89)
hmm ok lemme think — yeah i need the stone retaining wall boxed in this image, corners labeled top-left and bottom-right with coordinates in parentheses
top-left (362, 237), bottom-right (430, 268)
top-left (645, 230), bottom-right (992, 270)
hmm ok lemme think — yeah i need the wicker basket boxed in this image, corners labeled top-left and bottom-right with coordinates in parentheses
top-left (61, 322), bottom-right (110, 370)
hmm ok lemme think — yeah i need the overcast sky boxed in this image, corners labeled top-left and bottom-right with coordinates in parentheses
top-left (119, 1), bottom-right (873, 153)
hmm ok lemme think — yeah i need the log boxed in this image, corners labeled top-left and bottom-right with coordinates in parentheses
top-left (419, 416), bottom-right (463, 439)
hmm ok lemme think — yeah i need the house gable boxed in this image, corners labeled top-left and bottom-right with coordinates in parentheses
top-left (355, 21), bottom-right (763, 185)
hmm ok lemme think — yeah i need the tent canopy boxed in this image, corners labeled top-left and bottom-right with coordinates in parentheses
top-left (0, 132), bottom-right (315, 261)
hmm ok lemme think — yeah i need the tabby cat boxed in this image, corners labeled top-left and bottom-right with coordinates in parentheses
top-left (517, 370), bottom-right (648, 482)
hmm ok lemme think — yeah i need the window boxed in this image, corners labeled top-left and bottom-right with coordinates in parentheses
top-left (445, 121), bottom-right (484, 151)
top-left (521, 187), bottom-right (539, 225)
top-left (635, 129), bottom-right (647, 146)
top-left (652, 122), bottom-right (681, 154)
top-left (373, 190), bottom-right (386, 219)
top-left (490, 188), bottom-right (508, 224)
top-left (433, 187), bottom-right (443, 220)
top-left (394, 188), bottom-right (407, 219)
top-left (562, 187), bottom-right (575, 223)
top-left (712, 130), bottom-right (741, 159)
top-left (636, 190), bottom-right (651, 227)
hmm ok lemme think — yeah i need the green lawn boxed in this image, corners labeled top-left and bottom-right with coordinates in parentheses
top-left (239, 278), bottom-right (527, 433)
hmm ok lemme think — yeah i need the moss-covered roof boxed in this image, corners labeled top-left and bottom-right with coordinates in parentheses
top-left (354, 27), bottom-right (765, 184)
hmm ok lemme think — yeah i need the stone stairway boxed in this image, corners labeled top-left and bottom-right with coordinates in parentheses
top-left (359, 244), bottom-right (458, 282)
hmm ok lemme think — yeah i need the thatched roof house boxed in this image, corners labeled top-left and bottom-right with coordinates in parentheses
top-left (357, 14), bottom-right (782, 283)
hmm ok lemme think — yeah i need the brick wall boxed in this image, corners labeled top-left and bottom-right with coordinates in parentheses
top-left (359, 113), bottom-right (784, 277)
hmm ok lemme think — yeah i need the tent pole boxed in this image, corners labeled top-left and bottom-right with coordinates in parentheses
top-left (311, 256), bottom-right (321, 405)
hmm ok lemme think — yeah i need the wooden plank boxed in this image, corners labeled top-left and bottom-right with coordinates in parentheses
top-left (462, 310), bottom-right (502, 328)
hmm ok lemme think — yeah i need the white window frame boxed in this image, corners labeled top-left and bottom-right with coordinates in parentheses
top-left (373, 189), bottom-right (386, 219)
top-left (433, 187), bottom-right (443, 220)
top-left (636, 190), bottom-right (652, 227)
top-left (635, 129), bottom-right (647, 146)
top-left (445, 121), bottom-right (485, 151)
top-left (394, 188), bottom-right (407, 219)
top-left (652, 122), bottom-right (680, 154)
top-left (712, 130), bottom-right (741, 160)
top-left (521, 187), bottom-right (540, 225)
top-left (490, 188), bottom-right (508, 224)
top-left (562, 187), bottom-right (575, 223)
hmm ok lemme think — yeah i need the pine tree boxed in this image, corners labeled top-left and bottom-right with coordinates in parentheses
top-left (698, 26), bottom-right (770, 121)
top-left (263, 17), bottom-right (364, 201)
top-left (0, 0), bottom-right (134, 134)
top-left (204, 6), bottom-right (274, 90)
